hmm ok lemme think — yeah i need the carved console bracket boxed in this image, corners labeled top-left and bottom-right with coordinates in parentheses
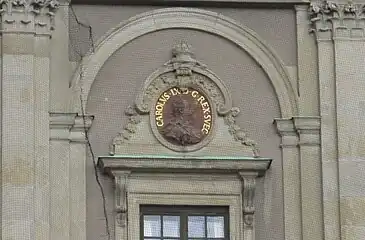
top-left (309, 0), bottom-right (365, 39)
top-left (112, 170), bottom-right (131, 228)
top-left (239, 172), bottom-right (257, 232)
top-left (109, 41), bottom-right (259, 156)
top-left (0, 0), bottom-right (60, 34)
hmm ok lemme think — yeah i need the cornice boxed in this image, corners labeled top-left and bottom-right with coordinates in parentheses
top-left (0, 0), bottom-right (60, 34)
top-left (49, 112), bottom-right (94, 142)
top-left (98, 155), bottom-right (272, 177)
top-left (309, 0), bottom-right (365, 40)
top-left (71, 0), bottom-right (309, 8)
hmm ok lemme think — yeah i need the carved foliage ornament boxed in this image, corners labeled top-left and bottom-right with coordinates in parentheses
top-left (110, 41), bottom-right (259, 156)
top-left (0, 0), bottom-right (59, 29)
top-left (309, 0), bottom-right (365, 32)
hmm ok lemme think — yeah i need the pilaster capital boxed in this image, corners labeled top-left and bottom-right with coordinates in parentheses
top-left (273, 118), bottom-right (299, 147)
top-left (49, 113), bottom-right (94, 142)
top-left (0, 0), bottom-right (60, 35)
top-left (309, 0), bottom-right (365, 40)
top-left (274, 116), bottom-right (321, 147)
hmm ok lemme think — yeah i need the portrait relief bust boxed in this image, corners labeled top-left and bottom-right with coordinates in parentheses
top-left (153, 87), bottom-right (213, 147)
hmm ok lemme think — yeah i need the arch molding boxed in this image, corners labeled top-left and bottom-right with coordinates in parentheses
top-left (70, 7), bottom-right (298, 117)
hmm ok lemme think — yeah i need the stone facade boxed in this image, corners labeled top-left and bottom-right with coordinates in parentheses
top-left (1, 0), bottom-right (365, 240)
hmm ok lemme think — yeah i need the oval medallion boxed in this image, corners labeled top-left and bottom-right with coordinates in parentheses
top-left (153, 87), bottom-right (213, 147)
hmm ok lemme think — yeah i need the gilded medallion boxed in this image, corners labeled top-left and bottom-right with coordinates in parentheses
top-left (153, 87), bottom-right (213, 146)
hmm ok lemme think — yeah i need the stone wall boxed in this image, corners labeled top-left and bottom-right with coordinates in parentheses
top-left (2, 0), bottom-right (365, 240)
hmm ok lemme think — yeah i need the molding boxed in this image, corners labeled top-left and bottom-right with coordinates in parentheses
top-left (98, 155), bottom-right (272, 177)
top-left (274, 116), bottom-right (321, 146)
top-left (70, 7), bottom-right (298, 118)
top-left (309, 0), bottom-right (365, 40)
top-left (49, 112), bottom-right (94, 142)
top-left (0, 0), bottom-right (60, 33)
top-left (72, 0), bottom-right (310, 7)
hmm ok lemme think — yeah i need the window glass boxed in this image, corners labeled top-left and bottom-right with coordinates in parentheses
top-left (163, 216), bottom-right (180, 237)
top-left (188, 216), bottom-right (205, 238)
top-left (141, 205), bottom-right (228, 240)
top-left (143, 215), bottom-right (161, 237)
top-left (207, 216), bottom-right (225, 238)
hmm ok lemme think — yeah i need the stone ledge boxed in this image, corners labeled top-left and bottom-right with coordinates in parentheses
top-left (98, 155), bottom-right (272, 177)
top-left (71, 0), bottom-right (309, 7)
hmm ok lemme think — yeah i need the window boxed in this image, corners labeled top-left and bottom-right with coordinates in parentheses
top-left (140, 205), bottom-right (229, 240)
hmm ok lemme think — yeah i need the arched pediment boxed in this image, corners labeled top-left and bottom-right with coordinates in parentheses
top-left (70, 7), bottom-right (298, 118)
top-left (110, 41), bottom-right (260, 157)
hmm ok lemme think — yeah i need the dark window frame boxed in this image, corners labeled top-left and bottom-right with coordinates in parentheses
top-left (140, 205), bottom-right (230, 240)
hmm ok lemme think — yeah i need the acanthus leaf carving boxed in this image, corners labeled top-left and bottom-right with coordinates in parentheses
top-left (309, 0), bottom-right (365, 37)
top-left (224, 107), bottom-right (260, 157)
top-left (0, 0), bottom-right (59, 31)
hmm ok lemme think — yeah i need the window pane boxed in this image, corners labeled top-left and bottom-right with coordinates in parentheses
top-left (163, 216), bottom-right (180, 237)
top-left (207, 216), bottom-right (225, 238)
top-left (188, 216), bottom-right (205, 238)
top-left (144, 215), bottom-right (161, 237)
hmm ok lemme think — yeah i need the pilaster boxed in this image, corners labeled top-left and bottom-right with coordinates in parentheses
top-left (295, 5), bottom-right (319, 115)
top-left (273, 118), bottom-right (302, 240)
top-left (49, 113), bottom-right (93, 240)
top-left (293, 116), bottom-right (323, 240)
top-left (309, 1), bottom-right (365, 239)
top-left (1, 1), bottom-right (59, 239)
top-left (274, 117), bottom-right (322, 240)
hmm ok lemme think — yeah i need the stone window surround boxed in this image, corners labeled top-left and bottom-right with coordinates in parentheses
top-left (98, 155), bottom-right (272, 240)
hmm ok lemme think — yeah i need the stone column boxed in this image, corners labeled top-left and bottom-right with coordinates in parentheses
top-left (274, 118), bottom-right (302, 240)
top-left (0, 1), bottom-right (59, 239)
top-left (309, 1), bottom-right (365, 239)
top-left (49, 113), bottom-right (93, 240)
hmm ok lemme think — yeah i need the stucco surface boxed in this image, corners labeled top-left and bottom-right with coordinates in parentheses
top-left (86, 28), bottom-right (283, 240)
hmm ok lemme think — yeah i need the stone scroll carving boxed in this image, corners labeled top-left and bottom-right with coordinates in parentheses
top-left (239, 173), bottom-right (257, 229)
top-left (113, 171), bottom-right (131, 228)
top-left (110, 41), bottom-right (259, 156)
